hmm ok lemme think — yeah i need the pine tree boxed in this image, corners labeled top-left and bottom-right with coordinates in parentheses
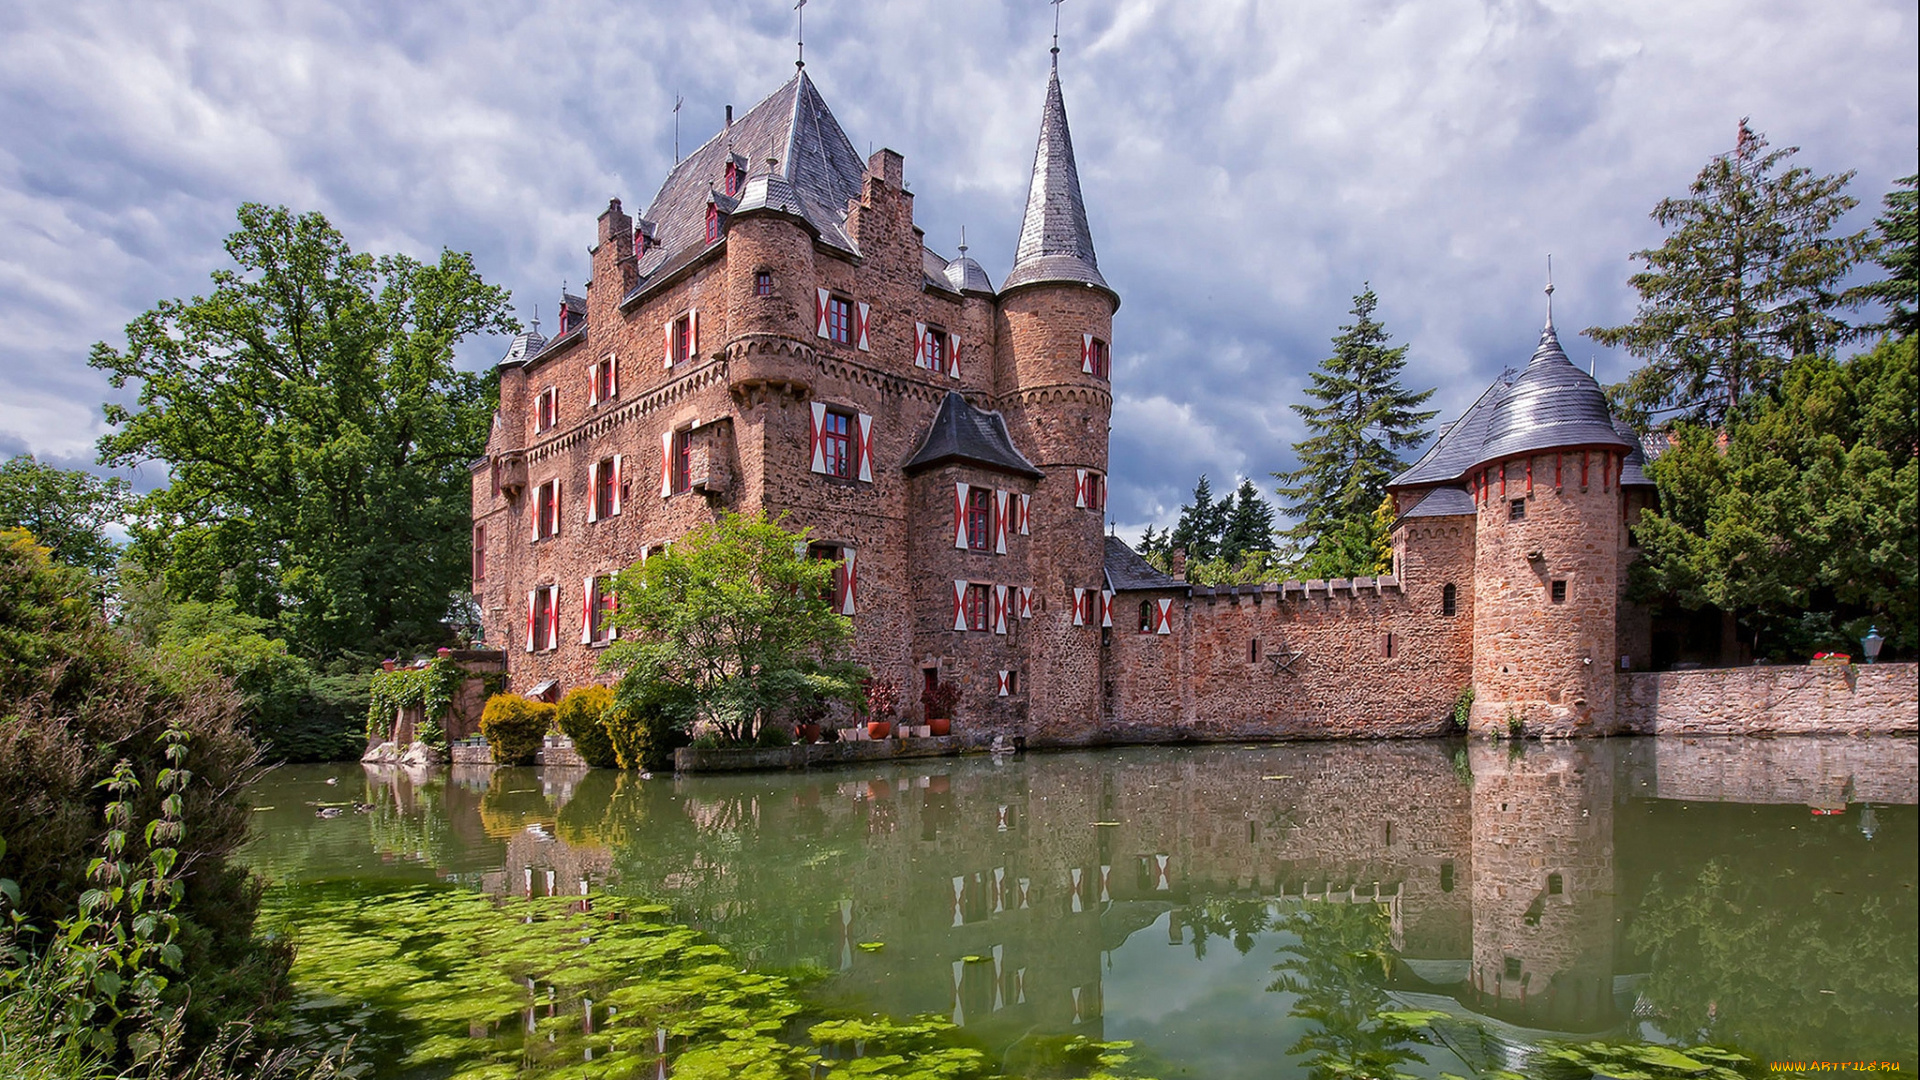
top-left (1585, 121), bottom-right (1873, 428)
top-left (1219, 479), bottom-right (1275, 564)
top-left (1850, 173), bottom-right (1917, 339)
top-left (1168, 475), bottom-right (1229, 562)
top-left (1274, 286), bottom-right (1436, 570)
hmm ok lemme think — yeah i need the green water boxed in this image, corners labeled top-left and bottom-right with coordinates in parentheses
top-left (245, 737), bottom-right (1919, 1078)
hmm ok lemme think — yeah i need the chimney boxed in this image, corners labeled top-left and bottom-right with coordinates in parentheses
top-left (1170, 547), bottom-right (1187, 581)
top-left (725, 104), bottom-right (733, 129)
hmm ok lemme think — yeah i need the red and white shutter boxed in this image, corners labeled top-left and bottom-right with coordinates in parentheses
top-left (1096, 473), bottom-right (1107, 511)
top-left (660, 430), bottom-right (675, 498)
top-left (953, 482), bottom-right (970, 549)
top-left (530, 485), bottom-right (542, 543)
top-left (581, 576), bottom-right (595, 644)
top-left (552, 480), bottom-right (562, 537)
top-left (1072, 587), bottom-right (1086, 626)
top-left (607, 580), bottom-right (619, 640)
top-left (1019, 586), bottom-right (1033, 619)
top-left (810, 401), bottom-right (829, 474)
top-left (525, 590), bottom-right (536, 652)
top-left (948, 332), bottom-right (962, 379)
top-left (1101, 589), bottom-right (1114, 628)
top-left (994, 490), bottom-right (1009, 554)
top-left (998, 671), bottom-right (1011, 696)
top-left (688, 309), bottom-right (699, 359)
top-left (587, 362), bottom-right (599, 407)
top-left (856, 302), bottom-right (871, 351)
top-left (839, 547), bottom-right (858, 616)
top-left (1082, 333), bottom-right (1095, 374)
top-left (914, 322), bottom-right (927, 367)
top-left (586, 461), bottom-right (600, 523)
top-left (608, 354), bottom-right (618, 398)
top-left (663, 318), bottom-right (674, 369)
top-left (816, 288), bottom-right (832, 339)
top-left (1155, 597), bottom-right (1174, 635)
top-left (1019, 494), bottom-right (1031, 535)
top-left (1075, 469), bottom-right (1089, 508)
top-left (994, 585), bottom-right (1009, 635)
top-left (952, 580), bottom-right (969, 631)
top-left (610, 454), bottom-right (623, 516)
top-left (856, 412), bottom-right (874, 483)
top-left (545, 585), bottom-right (561, 651)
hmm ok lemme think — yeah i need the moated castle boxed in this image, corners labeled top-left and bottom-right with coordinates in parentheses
top-left (471, 55), bottom-right (1658, 743)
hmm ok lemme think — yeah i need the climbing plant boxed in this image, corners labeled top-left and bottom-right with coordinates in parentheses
top-left (365, 658), bottom-right (465, 749)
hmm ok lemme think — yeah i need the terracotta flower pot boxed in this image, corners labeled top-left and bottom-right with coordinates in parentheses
top-left (381, 660), bottom-right (397, 672)
top-left (867, 721), bottom-right (893, 740)
top-left (797, 723), bottom-right (821, 744)
top-left (927, 717), bottom-right (951, 737)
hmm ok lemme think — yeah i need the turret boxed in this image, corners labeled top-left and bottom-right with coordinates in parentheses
top-left (996, 52), bottom-right (1118, 742)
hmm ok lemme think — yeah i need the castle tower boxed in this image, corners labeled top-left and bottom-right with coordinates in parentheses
top-left (996, 52), bottom-right (1119, 744)
top-left (1467, 297), bottom-right (1635, 737)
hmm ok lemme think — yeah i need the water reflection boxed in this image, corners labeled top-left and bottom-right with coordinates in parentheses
top-left (251, 736), bottom-right (1917, 1076)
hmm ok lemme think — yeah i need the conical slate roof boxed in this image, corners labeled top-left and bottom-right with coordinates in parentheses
top-left (1002, 57), bottom-right (1113, 302)
top-left (904, 392), bottom-right (1043, 478)
top-left (1473, 319), bottom-right (1634, 468)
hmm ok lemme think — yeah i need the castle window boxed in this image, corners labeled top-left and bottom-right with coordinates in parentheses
top-left (588, 575), bottom-right (617, 646)
top-left (590, 354), bottom-right (617, 405)
top-left (672, 314), bottom-right (694, 365)
top-left (531, 588), bottom-right (555, 652)
top-left (965, 582), bottom-right (990, 631)
top-left (724, 160), bottom-right (740, 197)
top-left (820, 409), bottom-right (853, 479)
top-left (705, 205), bottom-right (721, 244)
top-left (755, 270), bottom-right (773, 296)
top-left (473, 524), bottom-right (486, 582)
top-left (535, 387), bottom-right (558, 434)
top-left (1380, 632), bottom-right (1396, 658)
top-left (670, 429), bottom-right (692, 495)
top-left (1508, 498), bottom-right (1526, 521)
top-left (826, 296), bottom-right (854, 345)
top-left (1442, 583), bottom-right (1458, 616)
top-left (923, 326), bottom-right (948, 371)
top-left (807, 543), bottom-right (849, 609)
top-left (1504, 956), bottom-right (1522, 980)
top-left (592, 457), bottom-right (619, 520)
top-left (1139, 600), bottom-right (1154, 634)
top-left (1551, 580), bottom-right (1567, 604)
top-left (533, 479), bottom-right (560, 541)
top-left (1250, 638), bottom-right (1260, 663)
top-left (1089, 337), bottom-right (1110, 379)
top-left (966, 487), bottom-right (993, 550)
top-left (1547, 872), bottom-right (1563, 896)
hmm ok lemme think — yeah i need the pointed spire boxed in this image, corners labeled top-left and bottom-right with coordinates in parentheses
top-left (1003, 52), bottom-right (1113, 302)
top-left (1532, 256), bottom-right (1568, 365)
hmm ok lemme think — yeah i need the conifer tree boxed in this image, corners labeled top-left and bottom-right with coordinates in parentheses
top-left (1168, 475), bottom-right (1232, 562)
top-left (1585, 121), bottom-right (1873, 428)
top-left (1274, 286), bottom-right (1435, 570)
top-left (1219, 479), bottom-right (1275, 564)
top-left (1850, 173), bottom-right (1917, 339)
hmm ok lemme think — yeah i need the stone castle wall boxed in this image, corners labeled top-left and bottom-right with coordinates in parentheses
top-left (1618, 662), bottom-right (1919, 737)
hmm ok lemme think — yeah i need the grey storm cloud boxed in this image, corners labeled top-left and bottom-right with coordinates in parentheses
top-left (1, 0), bottom-right (1914, 540)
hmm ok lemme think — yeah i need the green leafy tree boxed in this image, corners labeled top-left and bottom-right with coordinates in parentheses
top-left (1167, 475), bottom-right (1231, 562)
top-left (1267, 902), bottom-right (1422, 1080)
top-left (1218, 479), bottom-right (1276, 564)
top-left (603, 512), bottom-right (867, 744)
top-left (0, 454), bottom-right (129, 578)
top-left (1629, 335), bottom-right (1918, 657)
top-left (1587, 121), bottom-right (1873, 428)
top-left (91, 203), bottom-right (514, 661)
top-left (1849, 173), bottom-right (1918, 338)
top-left (1276, 286), bottom-right (1435, 576)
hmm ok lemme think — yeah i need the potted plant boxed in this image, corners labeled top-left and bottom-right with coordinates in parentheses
top-left (865, 678), bottom-right (899, 740)
top-left (922, 682), bottom-right (961, 738)
top-left (795, 699), bottom-right (828, 744)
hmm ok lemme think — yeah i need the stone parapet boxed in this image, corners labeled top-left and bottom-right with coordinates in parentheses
top-left (1618, 662), bottom-right (1918, 737)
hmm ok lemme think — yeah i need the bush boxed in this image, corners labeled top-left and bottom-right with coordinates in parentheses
top-left (478, 693), bottom-right (553, 766)
top-left (603, 679), bottom-right (694, 772)
top-left (555, 685), bottom-right (618, 768)
top-left (754, 724), bottom-right (792, 748)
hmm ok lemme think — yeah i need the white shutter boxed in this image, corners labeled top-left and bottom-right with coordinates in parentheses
top-left (856, 302), bottom-right (871, 351)
top-left (1019, 493), bottom-right (1031, 535)
top-left (856, 412), bottom-right (874, 483)
top-left (553, 480), bottom-right (562, 536)
top-left (586, 461), bottom-right (599, 523)
top-left (914, 322), bottom-right (927, 367)
top-left (1156, 597), bottom-right (1173, 636)
top-left (994, 585), bottom-right (1008, 635)
top-left (530, 484), bottom-right (542, 543)
top-left (948, 332), bottom-right (961, 379)
top-left (1075, 469), bottom-right (1089, 509)
top-left (953, 580), bottom-right (969, 632)
top-left (1072, 587), bottom-right (1086, 626)
top-left (840, 547), bottom-right (857, 616)
top-left (663, 318), bottom-right (674, 369)
top-left (581, 577), bottom-right (595, 644)
top-left (660, 430), bottom-right (675, 498)
top-left (810, 401), bottom-right (829, 474)
top-left (608, 353), bottom-right (618, 398)
top-left (610, 454), bottom-right (623, 516)
top-left (1101, 589), bottom-right (1114, 629)
top-left (688, 308), bottom-right (699, 358)
top-left (817, 288), bottom-right (832, 338)
top-left (526, 590), bottom-right (536, 652)
top-left (994, 490), bottom-right (1009, 554)
top-left (546, 585), bottom-right (560, 651)
top-left (587, 363), bottom-right (598, 407)
top-left (1019, 586), bottom-right (1033, 619)
top-left (1082, 332), bottom-right (1095, 374)
top-left (953, 481), bottom-right (970, 549)
top-left (998, 671), bottom-right (1010, 697)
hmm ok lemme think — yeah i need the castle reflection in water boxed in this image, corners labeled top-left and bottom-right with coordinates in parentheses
top-left (359, 736), bottom-right (1916, 1058)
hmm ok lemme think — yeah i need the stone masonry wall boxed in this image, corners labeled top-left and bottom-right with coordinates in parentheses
top-left (1618, 662), bottom-right (1919, 737)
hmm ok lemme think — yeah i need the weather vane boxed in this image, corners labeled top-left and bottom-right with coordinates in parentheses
top-left (1051, 0), bottom-right (1065, 57)
top-left (1545, 253), bottom-right (1555, 327)
top-left (795, 0), bottom-right (807, 69)
top-left (673, 94), bottom-right (684, 163)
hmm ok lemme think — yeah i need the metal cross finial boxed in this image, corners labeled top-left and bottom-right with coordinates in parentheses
top-left (795, 0), bottom-right (807, 69)
top-left (672, 94), bottom-right (684, 163)
top-left (531, 302), bottom-right (540, 335)
top-left (1051, 0), bottom-right (1065, 60)
top-left (1544, 254), bottom-right (1556, 328)
top-left (958, 225), bottom-right (968, 256)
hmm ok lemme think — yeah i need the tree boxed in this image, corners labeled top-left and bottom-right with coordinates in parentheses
top-left (1628, 335), bottom-right (1917, 658)
top-left (1218, 478), bottom-right (1276, 564)
top-left (602, 511), bottom-right (868, 744)
top-left (1587, 121), bottom-right (1873, 428)
top-left (91, 203), bottom-right (515, 661)
top-left (1275, 286), bottom-right (1435, 573)
top-left (1167, 474), bottom-right (1231, 562)
top-left (0, 454), bottom-right (129, 578)
top-left (1849, 173), bottom-right (1918, 339)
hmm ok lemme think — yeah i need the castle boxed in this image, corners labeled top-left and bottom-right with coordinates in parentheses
top-left (472, 53), bottom-right (1655, 743)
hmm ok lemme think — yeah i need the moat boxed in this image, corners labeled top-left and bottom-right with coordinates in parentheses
top-left (244, 737), bottom-right (1919, 1078)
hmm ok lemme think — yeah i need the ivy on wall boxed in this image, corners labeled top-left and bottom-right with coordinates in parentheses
top-left (366, 658), bottom-right (467, 750)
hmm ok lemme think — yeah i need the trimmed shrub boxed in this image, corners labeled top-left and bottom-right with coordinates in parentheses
top-left (555, 685), bottom-right (618, 768)
top-left (602, 678), bottom-right (693, 773)
top-left (479, 693), bottom-right (553, 766)
top-left (754, 723), bottom-right (792, 748)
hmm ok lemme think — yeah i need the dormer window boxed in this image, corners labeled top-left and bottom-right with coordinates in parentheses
top-left (724, 160), bottom-right (741, 197)
top-left (705, 205), bottom-right (721, 244)
top-left (558, 306), bottom-right (573, 335)
top-left (635, 229), bottom-right (648, 255)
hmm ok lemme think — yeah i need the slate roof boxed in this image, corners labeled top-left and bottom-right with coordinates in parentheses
top-left (629, 71), bottom-right (866, 298)
top-left (1002, 58), bottom-right (1113, 302)
top-left (1617, 420), bottom-right (1655, 487)
top-left (497, 328), bottom-right (548, 368)
top-left (904, 392), bottom-right (1043, 479)
top-left (1399, 486), bottom-right (1476, 519)
top-left (945, 255), bottom-right (996, 295)
top-left (1390, 370), bottom-right (1519, 487)
top-left (1104, 535), bottom-right (1186, 592)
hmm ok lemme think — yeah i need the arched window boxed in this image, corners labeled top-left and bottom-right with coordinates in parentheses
top-left (1138, 600), bottom-right (1153, 633)
top-left (1442, 583), bottom-right (1458, 617)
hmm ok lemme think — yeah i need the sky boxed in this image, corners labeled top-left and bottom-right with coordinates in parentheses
top-left (2, 0), bottom-right (1915, 542)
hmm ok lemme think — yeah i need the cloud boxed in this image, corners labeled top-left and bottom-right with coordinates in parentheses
top-left (1, 0), bottom-right (1914, 527)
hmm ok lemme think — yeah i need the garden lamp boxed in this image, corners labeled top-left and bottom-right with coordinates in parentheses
top-left (1861, 626), bottom-right (1884, 664)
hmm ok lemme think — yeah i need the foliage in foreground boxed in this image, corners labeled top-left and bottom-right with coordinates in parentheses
top-left (268, 881), bottom-right (1158, 1079)
top-left (0, 454), bottom-right (130, 580)
top-left (478, 694), bottom-right (554, 766)
top-left (603, 511), bottom-right (867, 744)
top-left (554, 685), bottom-right (618, 768)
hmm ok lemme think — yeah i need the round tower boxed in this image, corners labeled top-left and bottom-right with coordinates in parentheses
top-left (996, 52), bottom-right (1120, 744)
top-left (1468, 295), bottom-right (1635, 737)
